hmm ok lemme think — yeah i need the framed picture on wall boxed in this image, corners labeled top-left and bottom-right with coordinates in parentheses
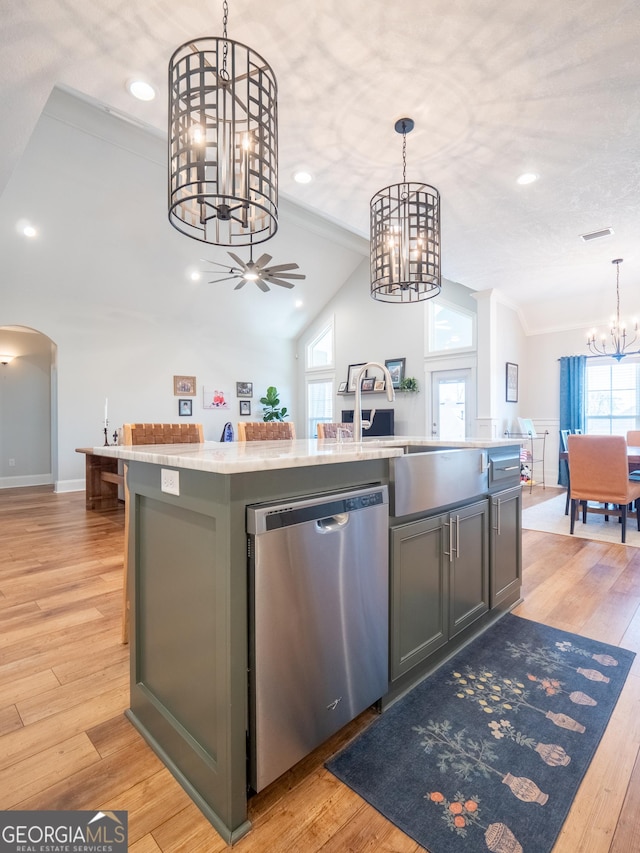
top-left (385, 358), bottom-right (405, 390)
top-left (236, 381), bottom-right (253, 397)
top-left (506, 362), bottom-right (518, 403)
top-left (239, 400), bottom-right (251, 416)
top-left (178, 399), bottom-right (192, 416)
top-left (347, 363), bottom-right (367, 392)
top-left (174, 375), bottom-right (196, 396)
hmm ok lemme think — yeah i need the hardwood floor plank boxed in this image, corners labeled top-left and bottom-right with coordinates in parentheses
top-left (129, 835), bottom-right (163, 853)
top-left (150, 803), bottom-right (229, 853)
top-left (610, 746), bottom-right (640, 853)
top-left (0, 732), bottom-right (100, 808)
top-left (0, 704), bottom-right (23, 737)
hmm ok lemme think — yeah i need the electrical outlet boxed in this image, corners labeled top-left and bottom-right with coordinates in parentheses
top-left (161, 468), bottom-right (180, 496)
top-left (8, 458), bottom-right (15, 467)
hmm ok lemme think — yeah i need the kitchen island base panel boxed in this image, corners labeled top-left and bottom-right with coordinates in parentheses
top-left (124, 709), bottom-right (252, 845)
top-left (125, 457), bottom-right (390, 842)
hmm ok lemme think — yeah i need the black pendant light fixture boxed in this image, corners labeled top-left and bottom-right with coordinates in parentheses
top-left (370, 118), bottom-right (441, 303)
top-left (168, 0), bottom-right (278, 246)
top-left (587, 258), bottom-right (639, 360)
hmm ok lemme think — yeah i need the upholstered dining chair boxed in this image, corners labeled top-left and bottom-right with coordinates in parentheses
top-left (120, 422), bottom-right (204, 644)
top-left (567, 434), bottom-right (640, 543)
top-left (237, 421), bottom-right (296, 441)
top-left (627, 430), bottom-right (640, 446)
top-left (317, 422), bottom-right (353, 439)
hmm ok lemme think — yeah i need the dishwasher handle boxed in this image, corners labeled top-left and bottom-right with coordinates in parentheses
top-left (316, 513), bottom-right (349, 532)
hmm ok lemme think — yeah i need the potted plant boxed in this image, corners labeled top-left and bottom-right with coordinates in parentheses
top-left (399, 377), bottom-right (419, 392)
top-left (260, 386), bottom-right (289, 422)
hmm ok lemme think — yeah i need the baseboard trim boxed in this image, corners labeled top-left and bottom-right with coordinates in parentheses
top-left (0, 473), bottom-right (54, 489)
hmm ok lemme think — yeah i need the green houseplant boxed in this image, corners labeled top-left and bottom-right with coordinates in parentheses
top-left (260, 386), bottom-right (289, 422)
top-left (399, 377), bottom-right (419, 392)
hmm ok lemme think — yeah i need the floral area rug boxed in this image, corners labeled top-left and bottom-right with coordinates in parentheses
top-left (326, 614), bottom-right (634, 853)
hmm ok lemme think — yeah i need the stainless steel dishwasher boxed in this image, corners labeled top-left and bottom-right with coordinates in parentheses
top-left (247, 484), bottom-right (389, 792)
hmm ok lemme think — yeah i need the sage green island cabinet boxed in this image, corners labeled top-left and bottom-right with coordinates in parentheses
top-left (490, 485), bottom-right (522, 607)
top-left (390, 499), bottom-right (489, 684)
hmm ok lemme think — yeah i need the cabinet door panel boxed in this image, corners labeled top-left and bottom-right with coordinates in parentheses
top-left (390, 516), bottom-right (448, 680)
top-left (449, 500), bottom-right (489, 638)
top-left (490, 486), bottom-right (522, 606)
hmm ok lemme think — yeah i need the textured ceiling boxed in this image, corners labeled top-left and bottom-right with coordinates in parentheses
top-left (2, 0), bottom-right (640, 333)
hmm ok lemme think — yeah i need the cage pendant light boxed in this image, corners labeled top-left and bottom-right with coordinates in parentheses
top-left (370, 118), bottom-right (441, 303)
top-left (168, 0), bottom-right (278, 246)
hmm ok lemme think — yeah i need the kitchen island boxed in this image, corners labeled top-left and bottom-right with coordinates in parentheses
top-left (93, 436), bottom-right (521, 843)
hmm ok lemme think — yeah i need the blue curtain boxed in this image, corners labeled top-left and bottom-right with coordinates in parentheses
top-left (558, 355), bottom-right (587, 486)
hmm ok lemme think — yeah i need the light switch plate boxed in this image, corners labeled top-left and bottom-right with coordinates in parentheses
top-left (161, 468), bottom-right (180, 496)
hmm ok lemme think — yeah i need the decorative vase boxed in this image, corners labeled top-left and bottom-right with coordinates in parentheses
top-left (501, 772), bottom-right (549, 804)
top-left (545, 710), bottom-right (586, 733)
top-left (534, 742), bottom-right (571, 766)
top-left (569, 690), bottom-right (597, 706)
top-left (485, 822), bottom-right (523, 853)
top-left (576, 667), bottom-right (610, 683)
top-left (591, 653), bottom-right (618, 666)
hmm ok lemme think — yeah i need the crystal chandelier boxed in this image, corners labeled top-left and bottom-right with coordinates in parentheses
top-left (168, 0), bottom-right (278, 246)
top-left (587, 259), bottom-right (639, 361)
top-left (370, 118), bottom-right (441, 303)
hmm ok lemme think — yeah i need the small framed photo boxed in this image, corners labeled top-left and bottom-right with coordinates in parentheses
top-left (361, 377), bottom-right (375, 392)
top-left (347, 363), bottom-right (367, 392)
top-left (385, 358), bottom-right (406, 390)
top-left (374, 379), bottom-right (386, 392)
top-left (236, 381), bottom-right (253, 397)
top-left (178, 399), bottom-right (193, 416)
top-left (338, 381), bottom-right (348, 393)
top-left (239, 400), bottom-right (251, 416)
top-left (174, 375), bottom-right (196, 396)
top-left (506, 362), bottom-right (518, 403)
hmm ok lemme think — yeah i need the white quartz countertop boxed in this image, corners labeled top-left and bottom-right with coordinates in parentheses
top-left (89, 436), bottom-right (519, 475)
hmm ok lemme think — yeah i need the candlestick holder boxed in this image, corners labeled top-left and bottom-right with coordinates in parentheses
top-left (103, 420), bottom-right (110, 446)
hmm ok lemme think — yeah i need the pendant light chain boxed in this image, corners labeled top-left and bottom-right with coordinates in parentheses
top-left (222, 0), bottom-right (229, 75)
top-left (402, 129), bottom-right (407, 184)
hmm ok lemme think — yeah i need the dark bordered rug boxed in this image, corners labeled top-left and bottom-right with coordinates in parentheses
top-left (326, 614), bottom-right (635, 853)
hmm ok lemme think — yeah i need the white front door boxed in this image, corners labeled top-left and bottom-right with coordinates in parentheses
top-left (431, 369), bottom-right (472, 440)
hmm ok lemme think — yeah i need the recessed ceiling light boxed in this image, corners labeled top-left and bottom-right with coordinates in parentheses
top-left (23, 225), bottom-right (37, 237)
top-left (295, 300), bottom-right (304, 308)
top-left (293, 170), bottom-right (313, 184)
top-left (127, 79), bottom-right (156, 102)
top-left (189, 271), bottom-right (201, 281)
top-left (516, 172), bottom-right (539, 185)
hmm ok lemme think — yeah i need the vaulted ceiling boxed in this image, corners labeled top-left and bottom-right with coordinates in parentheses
top-left (3, 0), bottom-right (640, 334)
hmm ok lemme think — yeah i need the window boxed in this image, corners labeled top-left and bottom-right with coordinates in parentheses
top-left (306, 322), bottom-right (334, 369)
top-left (307, 377), bottom-right (333, 438)
top-left (426, 301), bottom-right (475, 353)
top-left (585, 359), bottom-right (640, 434)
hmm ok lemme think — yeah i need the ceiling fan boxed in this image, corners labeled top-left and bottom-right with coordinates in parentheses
top-left (202, 251), bottom-right (306, 292)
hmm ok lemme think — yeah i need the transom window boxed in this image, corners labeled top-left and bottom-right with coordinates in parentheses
top-left (427, 301), bottom-right (475, 353)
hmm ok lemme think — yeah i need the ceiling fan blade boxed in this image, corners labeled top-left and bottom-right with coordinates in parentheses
top-left (227, 251), bottom-right (249, 271)
top-left (234, 280), bottom-right (247, 290)
top-left (265, 277), bottom-right (295, 289)
top-left (253, 253), bottom-right (273, 270)
top-left (256, 279), bottom-right (270, 292)
top-left (208, 275), bottom-right (241, 284)
top-left (263, 263), bottom-right (300, 273)
top-left (265, 271), bottom-right (306, 280)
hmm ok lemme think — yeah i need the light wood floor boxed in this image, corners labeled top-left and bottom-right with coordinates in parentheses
top-left (1, 484), bottom-right (640, 852)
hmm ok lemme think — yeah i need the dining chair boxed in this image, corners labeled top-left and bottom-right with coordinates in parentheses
top-left (627, 430), bottom-right (640, 446)
top-left (120, 422), bottom-right (204, 644)
top-left (567, 434), bottom-right (640, 543)
top-left (317, 422), bottom-right (353, 439)
top-left (237, 421), bottom-right (296, 441)
top-left (559, 429), bottom-right (579, 515)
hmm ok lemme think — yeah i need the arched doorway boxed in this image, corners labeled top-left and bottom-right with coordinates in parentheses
top-left (0, 325), bottom-right (57, 489)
